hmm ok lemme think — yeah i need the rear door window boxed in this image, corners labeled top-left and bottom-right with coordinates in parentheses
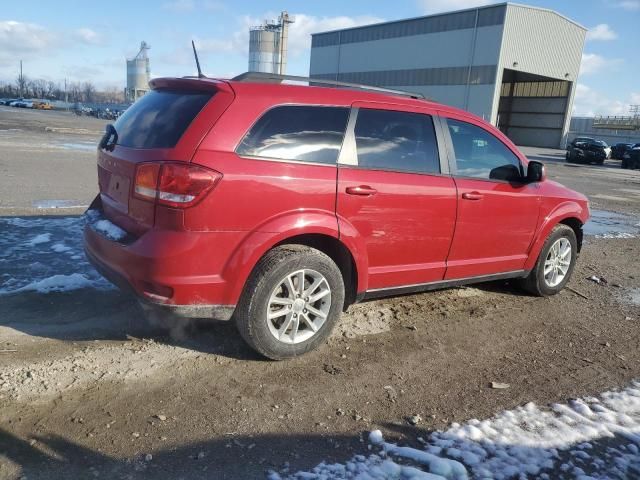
top-left (114, 89), bottom-right (213, 149)
top-left (353, 109), bottom-right (440, 174)
top-left (236, 106), bottom-right (349, 164)
top-left (446, 118), bottom-right (522, 182)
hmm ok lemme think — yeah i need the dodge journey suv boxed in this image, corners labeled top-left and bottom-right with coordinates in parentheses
top-left (84, 73), bottom-right (590, 359)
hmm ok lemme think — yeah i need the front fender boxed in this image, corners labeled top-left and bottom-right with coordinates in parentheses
top-left (221, 210), bottom-right (366, 305)
top-left (524, 201), bottom-right (589, 270)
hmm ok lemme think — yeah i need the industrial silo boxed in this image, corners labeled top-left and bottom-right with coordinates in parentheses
top-left (125, 42), bottom-right (150, 103)
top-left (248, 12), bottom-right (294, 74)
top-left (248, 27), bottom-right (279, 73)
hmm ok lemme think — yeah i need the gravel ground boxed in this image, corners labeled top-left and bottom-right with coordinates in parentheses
top-left (0, 108), bottom-right (640, 479)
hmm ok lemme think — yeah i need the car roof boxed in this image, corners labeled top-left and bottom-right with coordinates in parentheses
top-left (150, 76), bottom-right (485, 123)
top-left (226, 79), bottom-right (475, 117)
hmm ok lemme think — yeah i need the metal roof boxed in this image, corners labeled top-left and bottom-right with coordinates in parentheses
top-left (311, 3), bottom-right (586, 37)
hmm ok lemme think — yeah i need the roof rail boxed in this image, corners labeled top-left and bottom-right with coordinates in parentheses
top-left (231, 72), bottom-right (426, 100)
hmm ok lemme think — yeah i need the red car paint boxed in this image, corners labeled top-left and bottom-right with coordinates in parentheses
top-left (83, 77), bottom-right (589, 318)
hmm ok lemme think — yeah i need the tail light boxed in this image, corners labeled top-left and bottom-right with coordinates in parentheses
top-left (134, 162), bottom-right (222, 208)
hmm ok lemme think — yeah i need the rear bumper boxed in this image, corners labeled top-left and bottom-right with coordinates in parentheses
top-left (85, 246), bottom-right (234, 320)
top-left (83, 204), bottom-right (238, 321)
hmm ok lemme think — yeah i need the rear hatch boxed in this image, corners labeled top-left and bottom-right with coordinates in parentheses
top-left (96, 78), bottom-right (234, 236)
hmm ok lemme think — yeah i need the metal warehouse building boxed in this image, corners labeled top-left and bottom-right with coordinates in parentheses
top-left (310, 3), bottom-right (586, 148)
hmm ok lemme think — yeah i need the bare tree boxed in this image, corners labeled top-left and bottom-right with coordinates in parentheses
top-left (82, 81), bottom-right (96, 103)
top-left (16, 73), bottom-right (27, 97)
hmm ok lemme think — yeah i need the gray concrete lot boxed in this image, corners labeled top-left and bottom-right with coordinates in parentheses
top-left (0, 106), bottom-right (106, 216)
top-left (1, 108), bottom-right (639, 479)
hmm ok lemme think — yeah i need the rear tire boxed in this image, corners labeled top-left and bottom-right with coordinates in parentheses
top-left (235, 245), bottom-right (345, 360)
top-left (520, 224), bottom-right (577, 297)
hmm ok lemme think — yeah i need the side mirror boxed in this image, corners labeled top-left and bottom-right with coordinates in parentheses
top-left (527, 160), bottom-right (546, 183)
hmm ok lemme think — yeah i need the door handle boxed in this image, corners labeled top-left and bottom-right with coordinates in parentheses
top-left (462, 191), bottom-right (483, 201)
top-left (346, 185), bottom-right (377, 196)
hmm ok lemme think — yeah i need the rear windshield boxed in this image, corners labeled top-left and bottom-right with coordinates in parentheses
top-left (113, 89), bottom-right (212, 149)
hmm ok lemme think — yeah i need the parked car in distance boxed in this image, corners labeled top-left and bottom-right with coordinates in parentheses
top-left (84, 73), bottom-right (590, 359)
top-left (622, 144), bottom-right (640, 169)
top-left (11, 99), bottom-right (33, 108)
top-left (611, 142), bottom-right (634, 160)
top-left (566, 137), bottom-right (607, 164)
top-left (599, 141), bottom-right (612, 159)
top-left (34, 101), bottom-right (53, 110)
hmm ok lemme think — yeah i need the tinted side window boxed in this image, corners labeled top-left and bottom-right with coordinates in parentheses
top-left (114, 89), bottom-right (213, 149)
top-left (447, 118), bottom-right (522, 181)
top-left (354, 109), bottom-right (440, 174)
top-left (237, 106), bottom-right (349, 164)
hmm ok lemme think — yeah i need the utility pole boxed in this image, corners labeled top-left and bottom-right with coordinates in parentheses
top-left (19, 60), bottom-right (23, 97)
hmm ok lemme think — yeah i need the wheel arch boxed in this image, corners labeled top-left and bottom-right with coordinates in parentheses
top-left (221, 214), bottom-right (366, 307)
top-left (559, 217), bottom-right (584, 253)
top-left (525, 202), bottom-right (587, 271)
top-left (273, 233), bottom-right (359, 308)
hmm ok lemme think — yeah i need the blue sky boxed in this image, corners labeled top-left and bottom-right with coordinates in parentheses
top-left (0, 0), bottom-right (638, 115)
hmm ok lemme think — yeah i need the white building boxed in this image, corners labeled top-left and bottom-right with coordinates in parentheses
top-left (310, 3), bottom-right (586, 148)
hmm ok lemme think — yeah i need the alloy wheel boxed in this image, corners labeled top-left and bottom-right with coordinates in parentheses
top-left (543, 238), bottom-right (572, 288)
top-left (266, 269), bottom-right (332, 344)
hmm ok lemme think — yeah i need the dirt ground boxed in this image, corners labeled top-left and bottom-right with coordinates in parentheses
top-left (1, 108), bottom-right (639, 479)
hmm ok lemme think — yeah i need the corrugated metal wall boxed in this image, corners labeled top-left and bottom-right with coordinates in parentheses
top-left (309, 4), bottom-right (586, 148)
top-left (309, 6), bottom-right (505, 118)
top-left (568, 117), bottom-right (640, 146)
top-left (493, 5), bottom-right (586, 147)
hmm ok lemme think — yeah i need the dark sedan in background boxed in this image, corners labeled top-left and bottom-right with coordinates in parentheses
top-left (566, 137), bottom-right (607, 165)
top-left (622, 144), bottom-right (640, 169)
top-left (611, 142), bottom-right (634, 160)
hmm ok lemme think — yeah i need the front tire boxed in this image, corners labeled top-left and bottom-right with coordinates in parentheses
top-left (235, 245), bottom-right (345, 360)
top-left (520, 224), bottom-right (577, 296)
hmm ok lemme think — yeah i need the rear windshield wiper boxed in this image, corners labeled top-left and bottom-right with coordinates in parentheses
top-left (99, 124), bottom-right (118, 152)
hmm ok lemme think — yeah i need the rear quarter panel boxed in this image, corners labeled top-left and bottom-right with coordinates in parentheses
top-left (189, 90), bottom-right (349, 301)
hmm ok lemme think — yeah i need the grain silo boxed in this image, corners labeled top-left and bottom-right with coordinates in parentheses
top-left (248, 12), bottom-right (294, 75)
top-left (125, 41), bottom-right (151, 103)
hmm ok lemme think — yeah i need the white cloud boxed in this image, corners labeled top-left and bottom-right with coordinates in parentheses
top-left (579, 53), bottom-right (622, 75)
top-left (202, 0), bottom-right (225, 10)
top-left (0, 21), bottom-right (59, 67)
top-left (234, 13), bottom-right (384, 58)
top-left (573, 83), bottom-right (636, 116)
top-left (586, 24), bottom-right (617, 41)
top-left (613, 0), bottom-right (640, 10)
top-left (162, 0), bottom-right (225, 12)
top-left (171, 13), bottom-right (383, 69)
top-left (74, 28), bottom-right (104, 45)
top-left (416, 0), bottom-right (499, 14)
top-left (162, 0), bottom-right (196, 12)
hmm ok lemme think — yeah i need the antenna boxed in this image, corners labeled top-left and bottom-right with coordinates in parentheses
top-left (191, 40), bottom-right (205, 78)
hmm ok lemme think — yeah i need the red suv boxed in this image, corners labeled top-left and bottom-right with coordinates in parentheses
top-left (84, 74), bottom-right (589, 359)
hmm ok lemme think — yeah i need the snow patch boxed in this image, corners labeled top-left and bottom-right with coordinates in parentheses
top-left (369, 430), bottom-right (384, 445)
top-left (25, 233), bottom-right (51, 246)
top-left (596, 232), bottom-right (637, 239)
top-left (92, 219), bottom-right (127, 241)
top-left (9, 273), bottom-right (94, 294)
top-left (51, 243), bottom-right (72, 253)
top-left (278, 382), bottom-right (640, 479)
